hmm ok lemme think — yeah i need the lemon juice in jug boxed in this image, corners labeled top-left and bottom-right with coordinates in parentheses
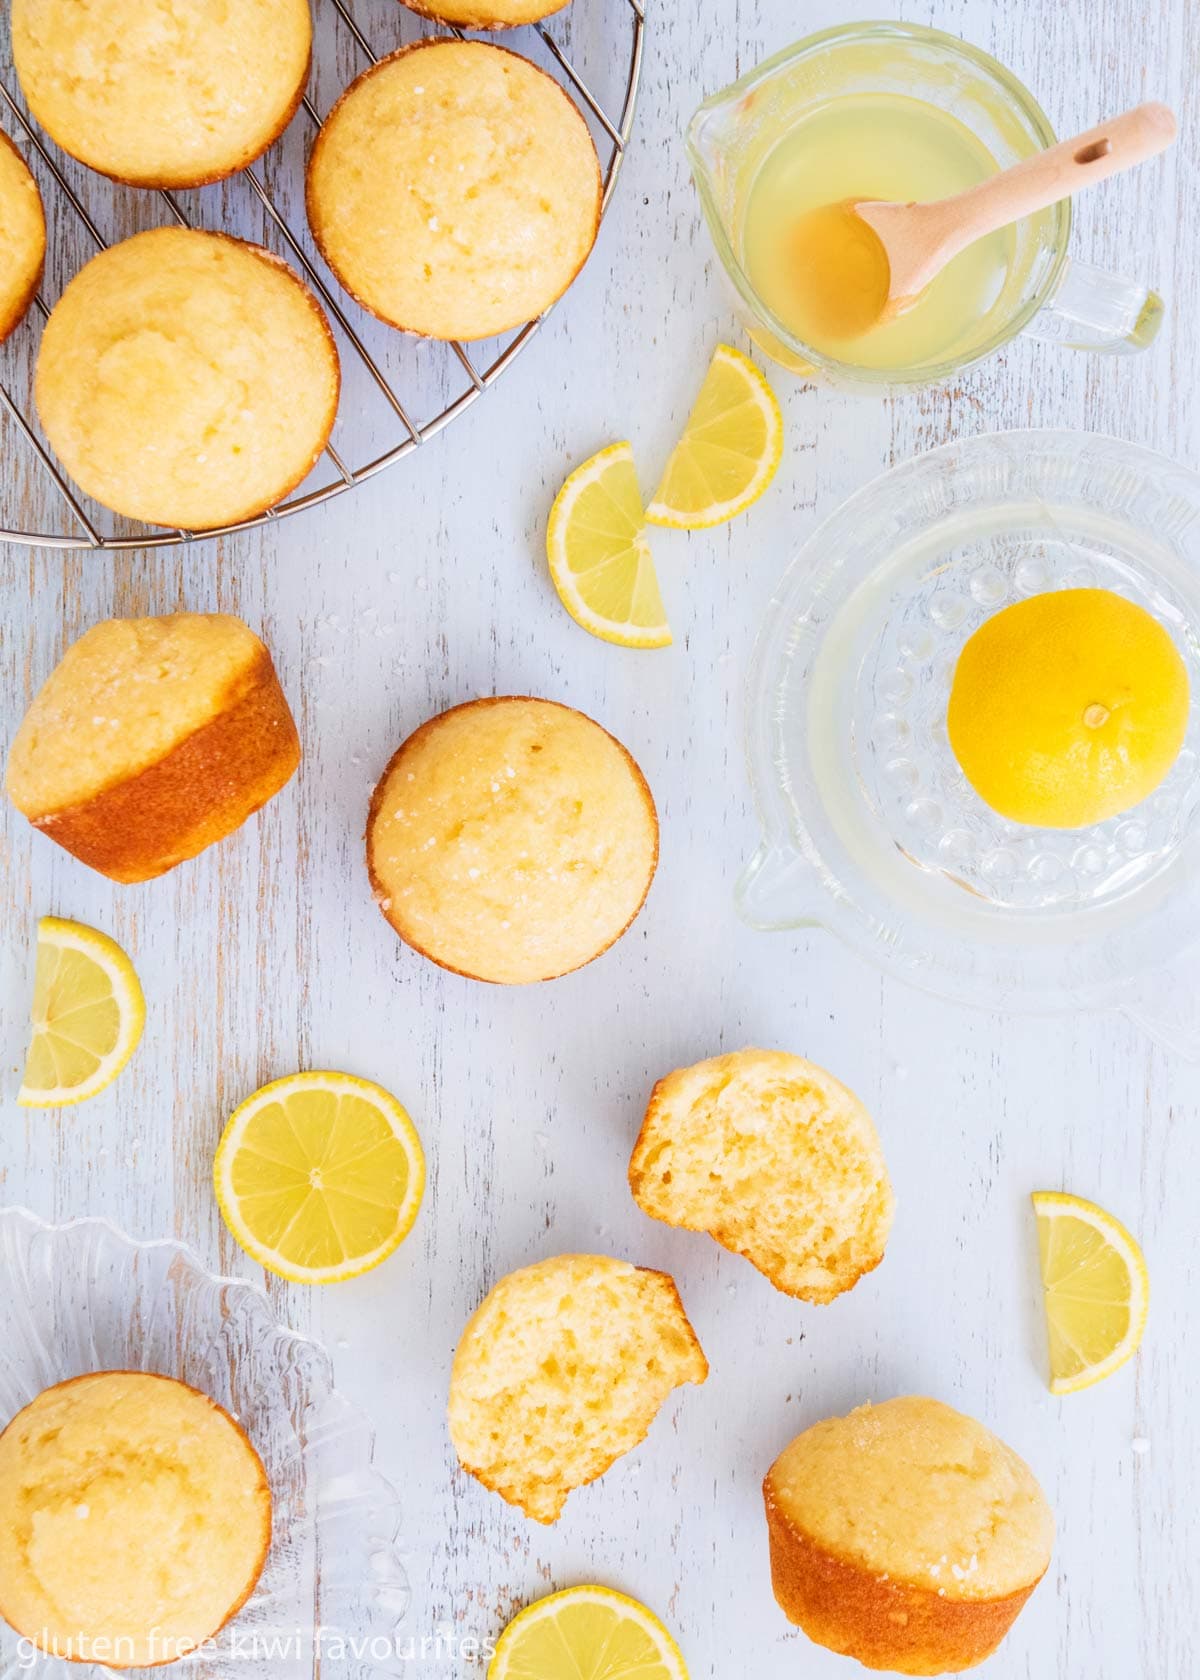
top-left (741, 93), bottom-right (1013, 370)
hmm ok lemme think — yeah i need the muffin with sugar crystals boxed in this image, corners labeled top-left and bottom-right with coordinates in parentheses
top-left (6, 613), bottom-right (300, 883)
top-left (629, 1047), bottom-right (894, 1302)
top-left (449, 1254), bottom-right (708, 1523)
top-left (397, 0), bottom-right (571, 27)
top-left (11, 0), bottom-right (312, 188)
top-left (307, 40), bottom-right (601, 341)
top-left (764, 1396), bottom-right (1054, 1675)
top-left (35, 228), bottom-right (339, 530)
top-left (0, 131), bottom-right (45, 344)
top-left (0, 1372), bottom-right (271, 1668)
top-left (366, 696), bottom-right (658, 984)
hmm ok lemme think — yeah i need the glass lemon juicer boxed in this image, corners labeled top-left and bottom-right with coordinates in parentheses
top-left (738, 431), bottom-right (1200, 1057)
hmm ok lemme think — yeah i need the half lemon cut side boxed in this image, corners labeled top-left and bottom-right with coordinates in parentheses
top-left (19, 916), bottom-right (145, 1107)
top-left (547, 441), bottom-right (670, 647)
top-left (1032, 1191), bottom-right (1149, 1394)
top-left (646, 343), bottom-right (783, 529)
top-left (489, 1585), bottom-right (689, 1680)
top-left (215, 1070), bottom-right (425, 1284)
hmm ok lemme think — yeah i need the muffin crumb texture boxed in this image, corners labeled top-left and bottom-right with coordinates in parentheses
top-left (11, 0), bottom-right (312, 187)
top-left (0, 1372), bottom-right (272, 1669)
top-left (448, 1254), bottom-right (708, 1523)
top-left (367, 696), bottom-right (657, 983)
top-left (630, 1048), bottom-right (894, 1302)
top-left (764, 1396), bottom-right (1054, 1675)
top-left (35, 228), bottom-right (339, 531)
top-left (307, 40), bottom-right (601, 340)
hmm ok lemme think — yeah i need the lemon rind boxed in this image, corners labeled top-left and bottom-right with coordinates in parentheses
top-left (1031, 1190), bottom-right (1150, 1396)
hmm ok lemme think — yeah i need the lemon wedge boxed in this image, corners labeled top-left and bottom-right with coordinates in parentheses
top-left (214, 1071), bottom-right (425, 1284)
top-left (1032, 1191), bottom-right (1149, 1394)
top-left (646, 343), bottom-right (783, 529)
top-left (19, 916), bottom-right (145, 1107)
top-left (546, 441), bottom-right (670, 648)
top-left (490, 1585), bottom-right (688, 1680)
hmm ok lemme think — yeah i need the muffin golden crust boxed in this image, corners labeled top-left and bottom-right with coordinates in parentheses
top-left (763, 1397), bottom-right (1054, 1675)
top-left (0, 131), bottom-right (45, 343)
top-left (397, 0), bottom-right (571, 27)
top-left (367, 696), bottom-right (658, 984)
top-left (35, 229), bottom-right (339, 530)
top-left (11, 0), bottom-right (312, 189)
top-left (0, 1371), bottom-right (271, 1669)
top-left (6, 613), bottom-right (300, 883)
top-left (307, 40), bottom-right (601, 341)
top-left (630, 1048), bottom-right (894, 1302)
top-left (449, 1254), bottom-right (708, 1523)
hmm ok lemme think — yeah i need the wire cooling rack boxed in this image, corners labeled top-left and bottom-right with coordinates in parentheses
top-left (0, 0), bottom-right (643, 550)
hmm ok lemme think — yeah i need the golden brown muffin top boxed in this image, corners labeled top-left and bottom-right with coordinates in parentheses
top-left (400, 0), bottom-right (570, 27)
top-left (11, 0), bottom-right (311, 187)
top-left (307, 41), bottom-right (601, 340)
top-left (767, 1397), bottom-right (1053, 1600)
top-left (35, 229), bottom-right (338, 530)
top-left (368, 697), bottom-right (657, 984)
top-left (0, 1372), bottom-right (270, 1668)
top-left (0, 131), bottom-right (45, 340)
top-left (7, 614), bottom-right (270, 815)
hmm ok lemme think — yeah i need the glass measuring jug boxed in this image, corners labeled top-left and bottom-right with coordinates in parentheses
top-left (688, 23), bottom-right (1165, 384)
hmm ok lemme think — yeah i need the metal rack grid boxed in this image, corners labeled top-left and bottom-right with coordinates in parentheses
top-left (0, 0), bottom-right (644, 550)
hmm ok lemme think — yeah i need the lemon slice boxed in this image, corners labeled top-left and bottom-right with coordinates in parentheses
top-left (19, 916), bottom-right (145, 1107)
top-left (646, 343), bottom-right (783, 529)
top-left (546, 441), bottom-right (670, 648)
top-left (1032, 1191), bottom-right (1150, 1394)
top-left (490, 1586), bottom-right (688, 1680)
top-left (214, 1071), bottom-right (425, 1284)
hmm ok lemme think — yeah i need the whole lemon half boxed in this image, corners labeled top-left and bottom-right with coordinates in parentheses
top-left (947, 588), bottom-right (1190, 830)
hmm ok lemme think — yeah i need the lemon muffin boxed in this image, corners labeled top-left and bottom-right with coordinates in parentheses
top-left (764, 1397), bottom-right (1054, 1675)
top-left (367, 696), bottom-right (658, 984)
top-left (0, 132), bottom-right (45, 343)
top-left (35, 228), bottom-right (339, 530)
top-left (398, 0), bottom-right (571, 28)
top-left (6, 613), bottom-right (300, 883)
top-left (449, 1254), bottom-right (708, 1523)
top-left (630, 1049), bottom-right (894, 1303)
top-left (307, 41), bottom-right (602, 341)
top-left (0, 1372), bottom-right (271, 1668)
top-left (11, 0), bottom-right (311, 189)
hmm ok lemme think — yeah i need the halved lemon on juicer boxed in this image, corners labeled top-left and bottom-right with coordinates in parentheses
top-left (214, 1070), bottom-right (425, 1284)
top-left (547, 441), bottom-right (670, 647)
top-left (646, 343), bottom-right (783, 529)
top-left (19, 916), bottom-right (145, 1107)
top-left (1032, 1191), bottom-right (1149, 1395)
top-left (489, 1585), bottom-right (688, 1680)
top-left (948, 588), bottom-right (1190, 829)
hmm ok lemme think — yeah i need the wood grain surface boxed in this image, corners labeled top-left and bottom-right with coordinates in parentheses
top-left (2, 1), bottom-right (1198, 1676)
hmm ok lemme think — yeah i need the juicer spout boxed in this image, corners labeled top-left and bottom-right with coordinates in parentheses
top-left (735, 842), bottom-right (823, 931)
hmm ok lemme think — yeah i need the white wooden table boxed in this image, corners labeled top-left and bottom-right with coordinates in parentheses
top-left (3, 2), bottom-right (1199, 1675)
